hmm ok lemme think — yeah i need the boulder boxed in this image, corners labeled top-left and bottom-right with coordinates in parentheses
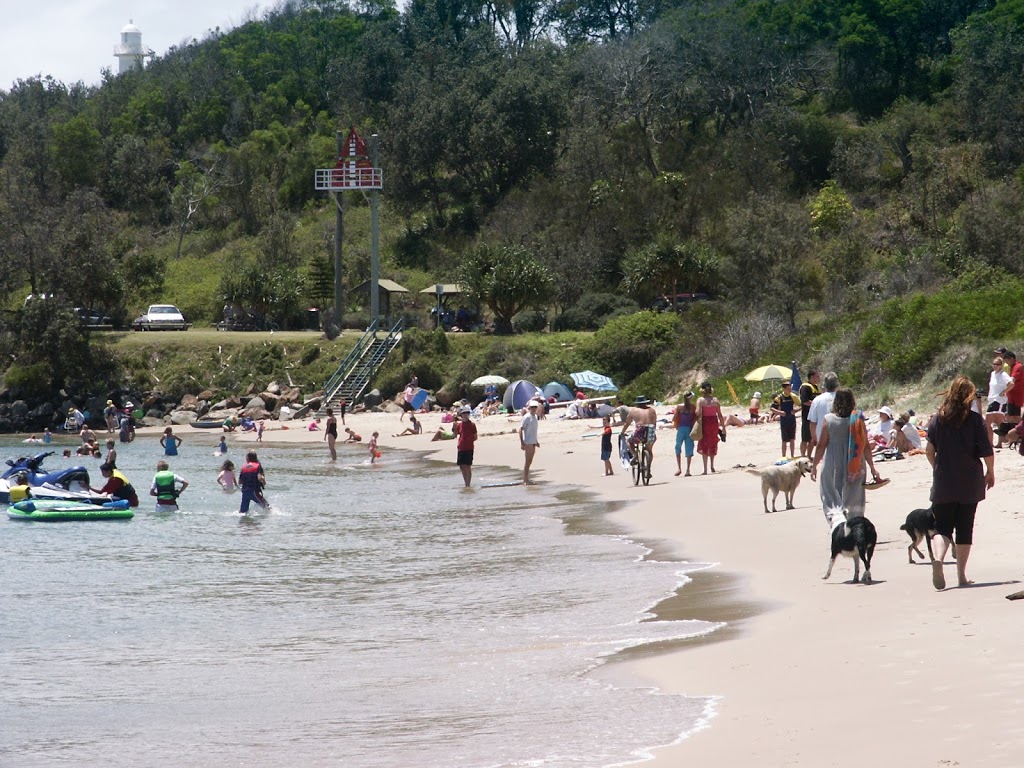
top-left (29, 402), bottom-right (54, 422)
top-left (279, 405), bottom-right (295, 421)
top-left (198, 389), bottom-right (216, 401)
top-left (169, 410), bottom-right (197, 426)
top-left (382, 401), bottom-right (402, 413)
top-left (179, 394), bottom-right (200, 411)
top-left (434, 388), bottom-right (458, 408)
top-left (267, 382), bottom-right (282, 395)
top-left (303, 396), bottom-right (322, 411)
top-left (292, 403), bottom-right (313, 420)
top-left (280, 386), bottom-right (301, 404)
top-left (245, 396), bottom-right (267, 413)
top-left (213, 396), bottom-right (242, 410)
top-left (259, 391), bottom-right (280, 411)
top-left (11, 400), bottom-right (29, 421)
top-left (363, 389), bottom-right (383, 409)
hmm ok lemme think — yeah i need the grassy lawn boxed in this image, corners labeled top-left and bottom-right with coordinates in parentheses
top-left (101, 328), bottom-right (355, 350)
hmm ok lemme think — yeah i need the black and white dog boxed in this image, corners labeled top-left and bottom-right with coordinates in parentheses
top-left (823, 506), bottom-right (877, 584)
top-left (899, 506), bottom-right (955, 565)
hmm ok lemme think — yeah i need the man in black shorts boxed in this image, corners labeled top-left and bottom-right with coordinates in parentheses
top-left (799, 369), bottom-right (820, 458)
top-left (452, 406), bottom-right (477, 487)
top-left (771, 382), bottom-right (801, 459)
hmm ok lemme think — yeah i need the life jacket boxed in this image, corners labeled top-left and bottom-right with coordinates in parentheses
top-left (110, 469), bottom-right (139, 507)
top-left (154, 470), bottom-right (178, 502)
top-left (9, 483), bottom-right (31, 502)
top-left (239, 461), bottom-right (263, 491)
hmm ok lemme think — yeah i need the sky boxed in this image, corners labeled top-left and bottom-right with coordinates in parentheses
top-left (0, 1), bottom-right (271, 90)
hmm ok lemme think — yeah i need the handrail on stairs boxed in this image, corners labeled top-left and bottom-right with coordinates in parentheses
top-left (323, 317), bottom-right (405, 406)
top-left (323, 319), bottom-right (379, 403)
top-left (344, 317), bottom-right (405, 404)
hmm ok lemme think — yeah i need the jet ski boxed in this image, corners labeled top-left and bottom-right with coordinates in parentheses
top-left (0, 451), bottom-right (108, 504)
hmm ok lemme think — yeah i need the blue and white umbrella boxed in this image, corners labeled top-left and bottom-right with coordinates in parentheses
top-left (570, 370), bottom-right (618, 392)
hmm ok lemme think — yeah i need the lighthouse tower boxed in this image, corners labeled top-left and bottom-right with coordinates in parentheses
top-left (113, 21), bottom-right (152, 74)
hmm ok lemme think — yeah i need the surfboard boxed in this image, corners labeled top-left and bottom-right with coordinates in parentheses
top-left (411, 388), bottom-right (430, 409)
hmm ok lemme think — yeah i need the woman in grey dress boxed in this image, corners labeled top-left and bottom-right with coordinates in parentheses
top-left (810, 388), bottom-right (883, 526)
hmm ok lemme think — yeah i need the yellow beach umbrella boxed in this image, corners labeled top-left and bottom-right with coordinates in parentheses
top-left (744, 364), bottom-right (792, 382)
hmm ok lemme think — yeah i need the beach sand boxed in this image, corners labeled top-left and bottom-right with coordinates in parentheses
top-left (158, 406), bottom-right (1024, 766)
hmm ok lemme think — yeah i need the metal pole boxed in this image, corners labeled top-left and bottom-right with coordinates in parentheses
top-left (333, 130), bottom-right (345, 330)
top-left (369, 134), bottom-right (380, 327)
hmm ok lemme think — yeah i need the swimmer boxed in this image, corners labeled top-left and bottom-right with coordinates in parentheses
top-left (369, 432), bottom-right (380, 464)
top-left (218, 459), bottom-right (238, 491)
top-left (344, 428), bottom-right (362, 443)
top-left (215, 435), bottom-right (228, 456)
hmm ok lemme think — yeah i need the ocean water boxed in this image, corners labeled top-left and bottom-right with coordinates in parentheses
top-left (0, 434), bottom-right (718, 767)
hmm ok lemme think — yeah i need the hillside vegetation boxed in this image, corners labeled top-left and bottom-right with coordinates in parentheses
top-left (2, 0), bottom-right (1024, 403)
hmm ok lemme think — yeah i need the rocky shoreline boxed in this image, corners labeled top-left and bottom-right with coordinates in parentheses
top-left (1, 382), bottom-right (425, 434)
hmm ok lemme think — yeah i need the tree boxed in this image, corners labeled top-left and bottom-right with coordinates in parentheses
top-left (458, 243), bottom-right (553, 333)
top-left (720, 193), bottom-right (824, 329)
top-left (621, 236), bottom-right (720, 306)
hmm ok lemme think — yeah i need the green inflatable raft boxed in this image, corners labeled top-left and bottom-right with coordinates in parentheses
top-left (8, 498), bottom-right (134, 522)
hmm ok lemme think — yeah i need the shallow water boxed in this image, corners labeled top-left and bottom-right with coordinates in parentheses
top-left (0, 435), bottom-right (717, 767)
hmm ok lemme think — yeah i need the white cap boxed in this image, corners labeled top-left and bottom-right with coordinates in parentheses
top-left (879, 406), bottom-right (894, 419)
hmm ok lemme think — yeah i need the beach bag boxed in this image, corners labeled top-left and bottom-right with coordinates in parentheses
top-left (690, 415), bottom-right (703, 441)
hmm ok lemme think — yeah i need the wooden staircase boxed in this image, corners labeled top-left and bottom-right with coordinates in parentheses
top-left (322, 318), bottom-right (404, 410)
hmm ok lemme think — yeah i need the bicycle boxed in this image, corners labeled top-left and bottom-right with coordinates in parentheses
top-left (627, 429), bottom-right (653, 486)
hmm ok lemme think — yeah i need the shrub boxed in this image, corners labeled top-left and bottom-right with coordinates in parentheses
top-left (858, 280), bottom-right (1024, 382)
top-left (552, 293), bottom-right (639, 331)
top-left (513, 310), bottom-right (548, 333)
top-left (582, 310), bottom-right (681, 384)
top-left (4, 362), bottom-right (52, 399)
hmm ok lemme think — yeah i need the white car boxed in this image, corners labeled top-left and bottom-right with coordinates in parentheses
top-left (133, 304), bottom-right (188, 331)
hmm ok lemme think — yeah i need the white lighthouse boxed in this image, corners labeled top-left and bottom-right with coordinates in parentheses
top-left (113, 20), bottom-right (153, 74)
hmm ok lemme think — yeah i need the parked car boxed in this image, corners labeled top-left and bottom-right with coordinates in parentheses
top-left (74, 308), bottom-right (113, 329)
top-left (651, 293), bottom-right (711, 312)
top-left (132, 304), bottom-right (188, 331)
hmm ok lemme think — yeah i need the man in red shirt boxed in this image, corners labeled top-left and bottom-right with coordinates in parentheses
top-left (452, 406), bottom-right (478, 487)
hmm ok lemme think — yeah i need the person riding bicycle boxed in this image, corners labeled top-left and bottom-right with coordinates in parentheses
top-left (620, 396), bottom-right (658, 470)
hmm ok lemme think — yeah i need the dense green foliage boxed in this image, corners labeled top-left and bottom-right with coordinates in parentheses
top-left (4, 0), bottom-right (1024, 398)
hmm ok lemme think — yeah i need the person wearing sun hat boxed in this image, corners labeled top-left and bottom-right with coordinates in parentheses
top-left (66, 405), bottom-right (85, 432)
top-left (103, 399), bottom-right (118, 433)
top-left (870, 406), bottom-right (896, 448)
top-left (749, 391), bottom-right (762, 425)
top-left (620, 395), bottom-right (658, 474)
top-left (519, 400), bottom-right (541, 484)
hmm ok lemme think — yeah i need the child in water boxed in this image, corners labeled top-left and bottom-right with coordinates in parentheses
top-left (257, 420), bottom-right (265, 442)
top-left (215, 435), bottom-right (228, 456)
top-left (218, 459), bottom-right (238, 491)
top-left (161, 426), bottom-right (183, 456)
top-left (369, 432), bottom-right (380, 464)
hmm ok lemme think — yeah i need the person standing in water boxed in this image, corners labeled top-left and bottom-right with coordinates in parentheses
top-left (150, 460), bottom-right (188, 511)
top-left (161, 426), bottom-right (182, 456)
top-left (238, 451), bottom-right (268, 514)
top-left (452, 406), bottom-right (477, 487)
top-left (91, 462), bottom-right (139, 507)
top-left (324, 407), bottom-right (338, 461)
